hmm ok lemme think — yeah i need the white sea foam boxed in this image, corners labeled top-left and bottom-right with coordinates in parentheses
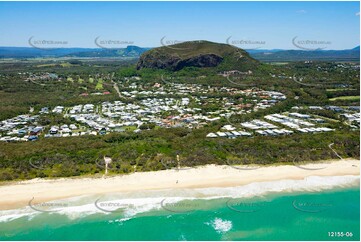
top-left (0, 175), bottom-right (358, 223)
top-left (0, 209), bottom-right (37, 223)
top-left (206, 218), bottom-right (233, 234)
top-left (193, 175), bottom-right (360, 199)
top-left (108, 217), bottom-right (132, 224)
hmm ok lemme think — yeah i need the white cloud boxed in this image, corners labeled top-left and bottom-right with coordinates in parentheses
top-left (296, 10), bottom-right (307, 14)
top-left (356, 12), bottom-right (360, 16)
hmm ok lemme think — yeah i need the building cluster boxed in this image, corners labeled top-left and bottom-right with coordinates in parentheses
top-left (44, 124), bottom-right (98, 138)
top-left (52, 86), bottom-right (287, 135)
top-left (0, 82), bottom-right (290, 142)
top-left (206, 124), bottom-right (252, 138)
top-left (265, 114), bottom-right (316, 129)
top-left (7, 78), bottom-right (359, 143)
top-left (52, 106), bottom-right (65, 114)
top-left (264, 113), bottom-right (333, 133)
top-left (240, 119), bottom-right (295, 136)
top-left (25, 72), bottom-right (58, 82)
top-left (69, 113), bottom-right (125, 133)
top-left (121, 82), bottom-right (286, 101)
top-left (207, 112), bottom-right (336, 139)
top-left (340, 113), bottom-right (360, 127)
top-left (0, 115), bottom-right (43, 142)
top-left (69, 104), bottom-right (95, 114)
top-left (120, 83), bottom-right (207, 98)
top-left (300, 105), bottom-right (360, 128)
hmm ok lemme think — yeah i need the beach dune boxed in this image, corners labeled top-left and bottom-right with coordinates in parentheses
top-left (0, 159), bottom-right (359, 210)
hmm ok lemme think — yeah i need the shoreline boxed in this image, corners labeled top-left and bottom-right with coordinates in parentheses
top-left (0, 159), bottom-right (359, 211)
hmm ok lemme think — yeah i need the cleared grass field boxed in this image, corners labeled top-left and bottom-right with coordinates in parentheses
top-left (95, 79), bottom-right (104, 90)
top-left (329, 95), bottom-right (360, 101)
top-left (60, 63), bottom-right (72, 67)
top-left (36, 63), bottom-right (57, 68)
top-left (36, 62), bottom-right (73, 68)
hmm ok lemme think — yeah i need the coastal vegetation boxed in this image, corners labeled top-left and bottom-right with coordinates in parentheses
top-left (0, 42), bottom-right (359, 182)
top-left (0, 128), bottom-right (359, 181)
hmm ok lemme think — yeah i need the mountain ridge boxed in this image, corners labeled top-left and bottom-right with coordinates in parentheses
top-left (0, 45), bottom-right (359, 62)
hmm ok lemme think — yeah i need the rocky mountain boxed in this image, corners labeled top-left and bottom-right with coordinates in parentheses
top-left (136, 40), bottom-right (259, 71)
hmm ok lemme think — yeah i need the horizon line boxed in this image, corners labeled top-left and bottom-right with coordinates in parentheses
top-left (0, 45), bottom-right (359, 51)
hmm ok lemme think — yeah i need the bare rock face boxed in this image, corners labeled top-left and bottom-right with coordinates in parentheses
top-left (136, 52), bottom-right (180, 70)
top-left (136, 53), bottom-right (223, 71)
top-left (175, 54), bottom-right (223, 70)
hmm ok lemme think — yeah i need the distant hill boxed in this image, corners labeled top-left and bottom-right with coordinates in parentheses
top-left (136, 40), bottom-right (259, 71)
top-left (0, 47), bottom-right (97, 58)
top-left (0, 46), bottom-right (149, 58)
top-left (0, 45), bottom-right (359, 62)
top-left (65, 46), bottom-right (150, 58)
top-left (246, 49), bottom-right (284, 54)
top-left (248, 46), bottom-right (360, 62)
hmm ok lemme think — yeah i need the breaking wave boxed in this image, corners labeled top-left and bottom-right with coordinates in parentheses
top-left (0, 175), bottom-right (358, 223)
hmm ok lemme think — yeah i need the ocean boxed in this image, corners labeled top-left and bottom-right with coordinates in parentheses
top-left (0, 175), bottom-right (359, 241)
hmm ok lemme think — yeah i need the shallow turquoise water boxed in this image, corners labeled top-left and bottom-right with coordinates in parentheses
top-left (0, 186), bottom-right (359, 241)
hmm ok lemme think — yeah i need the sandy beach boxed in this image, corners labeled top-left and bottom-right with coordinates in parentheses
top-left (0, 159), bottom-right (359, 210)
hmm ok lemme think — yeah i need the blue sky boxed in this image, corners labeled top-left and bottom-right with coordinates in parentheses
top-left (0, 1), bottom-right (359, 49)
